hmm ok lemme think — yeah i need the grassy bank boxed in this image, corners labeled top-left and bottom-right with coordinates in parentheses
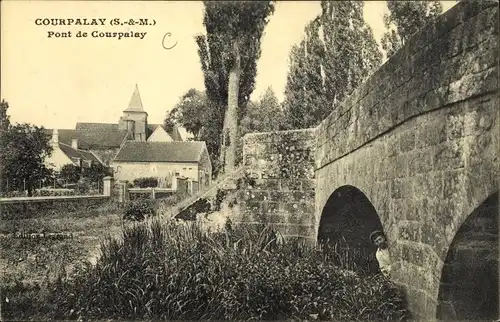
top-left (1, 219), bottom-right (410, 321)
top-left (0, 202), bottom-right (123, 311)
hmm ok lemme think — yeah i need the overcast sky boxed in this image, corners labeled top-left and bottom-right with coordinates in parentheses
top-left (1, 1), bottom-right (456, 136)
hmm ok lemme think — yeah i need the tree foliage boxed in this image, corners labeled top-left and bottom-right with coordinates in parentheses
top-left (60, 164), bottom-right (81, 183)
top-left (240, 86), bottom-right (285, 134)
top-left (1, 120), bottom-right (54, 196)
top-left (282, 18), bottom-right (329, 129)
top-left (282, 1), bottom-right (382, 129)
top-left (381, 1), bottom-right (443, 58)
top-left (82, 163), bottom-right (112, 185)
top-left (168, 89), bottom-right (208, 140)
top-left (237, 87), bottom-right (286, 164)
top-left (196, 1), bottom-right (275, 174)
top-left (166, 89), bottom-right (224, 175)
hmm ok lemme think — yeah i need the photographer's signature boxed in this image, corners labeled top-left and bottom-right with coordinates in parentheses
top-left (162, 32), bottom-right (178, 50)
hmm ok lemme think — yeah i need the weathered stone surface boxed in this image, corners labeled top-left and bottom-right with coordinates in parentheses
top-left (314, 2), bottom-right (498, 320)
top-left (236, 128), bottom-right (317, 240)
top-left (234, 2), bottom-right (499, 321)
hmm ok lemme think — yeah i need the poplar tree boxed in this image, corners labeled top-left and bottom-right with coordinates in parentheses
top-left (196, 1), bottom-right (275, 175)
top-left (282, 1), bottom-right (381, 129)
top-left (381, 1), bottom-right (443, 58)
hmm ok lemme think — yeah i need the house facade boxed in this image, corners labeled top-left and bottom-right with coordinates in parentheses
top-left (112, 141), bottom-right (212, 188)
top-left (45, 129), bottom-right (103, 171)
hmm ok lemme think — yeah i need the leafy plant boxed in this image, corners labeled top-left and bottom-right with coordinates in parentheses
top-left (122, 199), bottom-right (157, 221)
top-left (133, 177), bottom-right (159, 188)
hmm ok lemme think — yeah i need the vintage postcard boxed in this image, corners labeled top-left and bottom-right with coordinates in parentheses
top-left (1, 0), bottom-right (498, 321)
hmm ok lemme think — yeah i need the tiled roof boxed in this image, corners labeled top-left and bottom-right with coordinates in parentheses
top-left (147, 123), bottom-right (183, 141)
top-left (75, 123), bottom-right (130, 149)
top-left (114, 141), bottom-right (204, 163)
top-left (124, 84), bottom-right (146, 113)
top-left (58, 143), bottom-right (102, 165)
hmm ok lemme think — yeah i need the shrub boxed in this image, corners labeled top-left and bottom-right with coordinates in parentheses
top-left (76, 179), bottom-right (90, 194)
top-left (133, 177), bottom-right (158, 188)
top-left (122, 199), bottom-right (157, 221)
top-left (3, 222), bottom-right (411, 321)
top-left (33, 189), bottom-right (75, 197)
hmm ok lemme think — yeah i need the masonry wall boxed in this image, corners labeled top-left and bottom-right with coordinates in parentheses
top-left (235, 129), bottom-right (316, 240)
top-left (315, 1), bottom-right (498, 320)
top-left (112, 161), bottom-right (199, 183)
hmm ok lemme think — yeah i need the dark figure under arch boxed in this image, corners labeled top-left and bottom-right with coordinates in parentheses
top-left (317, 185), bottom-right (385, 274)
top-left (436, 191), bottom-right (499, 320)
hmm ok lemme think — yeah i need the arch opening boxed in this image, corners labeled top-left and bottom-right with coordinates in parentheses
top-left (436, 191), bottom-right (499, 320)
top-left (317, 185), bottom-right (384, 274)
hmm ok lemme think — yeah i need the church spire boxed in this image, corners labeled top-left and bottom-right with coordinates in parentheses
top-left (124, 83), bottom-right (146, 112)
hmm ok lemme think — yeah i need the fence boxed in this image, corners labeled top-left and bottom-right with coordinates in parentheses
top-left (115, 177), bottom-right (202, 203)
top-left (128, 187), bottom-right (176, 200)
top-left (0, 177), bottom-right (115, 220)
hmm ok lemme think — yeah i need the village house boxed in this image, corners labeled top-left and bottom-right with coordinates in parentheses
top-left (112, 141), bottom-right (212, 189)
top-left (44, 85), bottom-right (212, 188)
top-left (45, 129), bottom-right (103, 171)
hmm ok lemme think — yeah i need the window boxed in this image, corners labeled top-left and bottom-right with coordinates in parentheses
top-left (188, 167), bottom-right (192, 170)
top-left (175, 171), bottom-right (180, 176)
top-left (182, 167), bottom-right (186, 170)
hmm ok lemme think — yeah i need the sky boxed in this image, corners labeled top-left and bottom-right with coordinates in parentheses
top-left (1, 1), bottom-right (456, 138)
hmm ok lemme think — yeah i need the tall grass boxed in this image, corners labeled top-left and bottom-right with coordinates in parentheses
top-left (2, 220), bottom-right (410, 321)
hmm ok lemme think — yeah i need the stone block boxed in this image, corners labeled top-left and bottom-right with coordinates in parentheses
top-left (244, 197), bottom-right (262, 214)
top-left (446, 66), bottom-right (498, 106)
top-left (397, 220), bottom-right (422, 243)
top-left (399, 130), bottom-right (416, 153)
top-left (245, 190), bottom-right (268, 202)
top-left (408, 149), bottom-right (434, 175)
top-left (280, 179), bottom-right (302, 191)
top-left (405, 286), bottom-right (428, 319)
top-left (433, 141), bottom-right (465, 170)
top-left (416, 120), bottom-right (447, 149)
top-left (253, 178), bottom-right (280, 190)
top-left (442, 169), bottom-right (467, 200)
top-left (420, 223), bottom-right (448, 261)
top-left (261, 201), bottom-right (280, 215)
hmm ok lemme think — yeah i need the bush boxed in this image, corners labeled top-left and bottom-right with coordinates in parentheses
top-left (122, 199), bottom-right (157, 221)
top-left (33, 189), bottom-right (75, 197)
top-left (3, 223), bottom-right (411, 321)
top-left (76, 179), bottom-right (90, 194)
top-left (133, 177), bottom-right (158, 188)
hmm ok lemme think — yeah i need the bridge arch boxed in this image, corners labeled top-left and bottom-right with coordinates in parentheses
top-left (317, 185), bottom-right (384, 273)
top-left (436, 191), bottom-right (499, 320)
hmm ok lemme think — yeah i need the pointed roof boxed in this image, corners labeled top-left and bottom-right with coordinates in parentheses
top-left (124, 84), bottom-right (147, 113)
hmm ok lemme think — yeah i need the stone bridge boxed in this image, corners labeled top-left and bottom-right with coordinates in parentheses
top-left (236, 1), bottom-right (498, 320)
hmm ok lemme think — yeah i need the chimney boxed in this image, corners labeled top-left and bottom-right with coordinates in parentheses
top-left (52, 129), bottom-right (59, 144)
top-left (71, 138), bottom-right (78, 149)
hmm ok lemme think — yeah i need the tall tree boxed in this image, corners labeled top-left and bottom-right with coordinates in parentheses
top-left (2, 123), bottom-right (53, 196)
top-left (196, 1), bottom-right (275, 175)
top-left (381, 1), bottom-right (443, 58)
top-left (321, 1), bottom-right (382, 104)
top-left (282, 1), bottom-right (381, 129)
top-left (166, 89), bottom-right (224, 176)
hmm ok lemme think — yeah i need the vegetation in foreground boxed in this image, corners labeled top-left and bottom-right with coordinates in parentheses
top-left (2, 219), bottom-right (410, 321)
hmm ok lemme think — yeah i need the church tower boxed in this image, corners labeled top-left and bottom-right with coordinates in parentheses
top-left (118, 84), bottom-right (148, 141)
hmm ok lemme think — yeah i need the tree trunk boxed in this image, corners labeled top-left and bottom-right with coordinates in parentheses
top-left (223, 42), bottom-right (241, 176)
